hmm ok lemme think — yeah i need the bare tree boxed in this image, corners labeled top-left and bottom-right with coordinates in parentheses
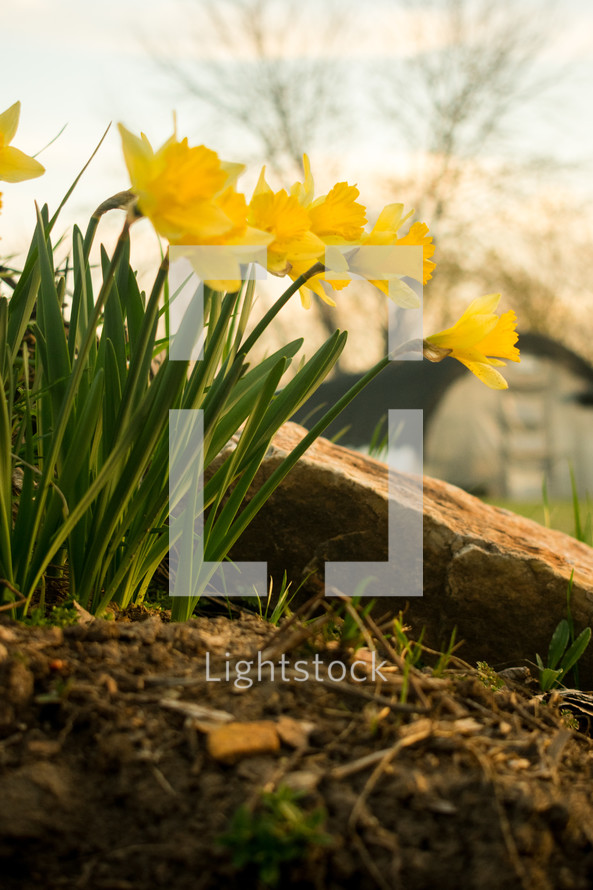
top-left (151, 0), bottom-right (588, 367)
top-left (482, 193), bottom-right (593, 360)
top-left (154, 0), bottom-right (352, 179)
top-left (377, 0), bottom-right (568, 222)
top-left (370, 0), bottom-right (590, 336)
top-left (149, 0), bottom-right (363, 354)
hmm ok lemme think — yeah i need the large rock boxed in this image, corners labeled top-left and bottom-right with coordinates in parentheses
top-left (226, 423), bottom-right (593, 682)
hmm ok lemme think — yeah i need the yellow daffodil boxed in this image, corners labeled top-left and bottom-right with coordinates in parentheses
top-left (119, 122), bottom-right (275, 290)
top-left (289, 157), bottom-right (367, 307)
top-left (118, 123), bottom-right (269, 250)
top-left (292, 156), bottom-right (367, 245)
top-left (424, 293), bottom-right (520, 389)
top-left (341, 203), bottom-right (435, 308)
top-left (289, 156), bottom-right (366, 307)
top-left (248, 165), bottom-right (326, 276)
top-left (0, 102), bottom-right (45, 183)
top-left (248, 157), bottom-right (368, 308)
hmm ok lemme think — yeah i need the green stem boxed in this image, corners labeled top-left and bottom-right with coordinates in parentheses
top-left (201, 261), bottom-right (325, 438)
top-left (240, 261), bottom-right (324, 357)
top-left (209, 336), bottom-right (421, 562)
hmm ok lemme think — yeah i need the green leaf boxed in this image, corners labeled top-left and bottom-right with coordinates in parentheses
top-left (121, 266), bottom-right (145, 355)
top-left (206, 344), bottom-right (392, 564)
top-left (205, 360), bottom-right (287, 545)
top-left (0, 366), bottom-right (13, 584)
top-left (202, 344), bottom-right (301, 465)
top-left (569, 465), bottom-right (583, 542)
top-left (102, 339), bottom-right (123, 453)
top-left (61, 369), bottom-right (104, 487)
top-left (538, 665), bottom-right (562, 692)
top-left (0, 296), bottom-right (8, 380)
top-left (559, 626), bottom-right (592, 680)
top-left (101, 245), bottom-right (128, 384)
top-left (547, 619), bottom-right (570, 670)
top-left (34, 212), bottom-right (71, 409)
top-left (69, 226), bottom-right (96, 370)
top-left (251, 330), bottom-right (345, 450)
top-left (6, 213), bottom-right (44, 362)
top-left (114, 258), bottom-right (166, 431)
top-left (21, 223), bottom-right (133, 606)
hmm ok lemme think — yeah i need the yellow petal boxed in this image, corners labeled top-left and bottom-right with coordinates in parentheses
top-left (462, 293), bottom-right (502, 316)
top-left (290, 154), bottom-right (315, 205)
top-left (427, 295), bottom-right (503, 349)
top-left (249, 189), bottom-right (314, 244)
top-left (455, 358), bottom-right (509, 390)
top-left (118, 123), bottom-right (155, 189)
top-left (252, 166), bottom-right (272, 199)
top-left (428, 314), bottom-right (499, 351)
top-left (299, 286), bottom-right (313, 310)
top-left (0, 102), bottom-right (20, 146)
top-left (0, 146), bottom-right (45, 182)
top-left (220, 160), bottom-right (246, 187)
top-left (159, 201), bottom-right (238, 243)
top-left (371, 203), bottom-right (412, 236)
top-left (386, 278), bottom-right (422, 308)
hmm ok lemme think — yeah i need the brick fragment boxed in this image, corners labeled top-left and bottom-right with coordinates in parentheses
top-left (207, 721), bottom-right (280, 764)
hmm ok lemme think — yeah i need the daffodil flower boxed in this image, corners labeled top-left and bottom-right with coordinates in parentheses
top-left (424, 293), bottom-right (520, 389)
top-left (292, 155), bottom-right (367, 245)
top-left (342, 204), bottom-right (435, 309)
top-left (248, 167), bottom-right (326, 278)
top-left (0, 102), bottom-right (45, 183)
top-left (288, 155), bottom-right (367, 307)
top-left (118, 122), bottom-right (274, 289)
top-left (118, 123), bottom-right (269, 249)
top-left (249, 156), bottom-right (367, 308)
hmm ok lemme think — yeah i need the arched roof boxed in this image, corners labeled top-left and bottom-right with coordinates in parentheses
top-left (292, 332), bottom-right (593, 447)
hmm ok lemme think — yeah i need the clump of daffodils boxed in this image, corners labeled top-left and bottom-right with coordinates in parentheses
top-left (1, 102), bottom-right (522, 623)
top-left (118, 123), bottom-right (434, 309)
top-left (118, 121), bottom-right (518, 388)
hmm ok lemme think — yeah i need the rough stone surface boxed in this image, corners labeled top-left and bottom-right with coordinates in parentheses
top-left (225, 423), bottom-right (593, 683)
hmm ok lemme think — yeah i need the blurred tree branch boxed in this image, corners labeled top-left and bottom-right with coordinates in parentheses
top-left (377, 0), bottom-right (569, 223)
top-left (154, 0), bottom-right (351, 177)
top-left (151, 0), bottom-right (590, 364)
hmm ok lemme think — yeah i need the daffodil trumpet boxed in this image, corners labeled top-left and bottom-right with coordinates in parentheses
top-left (424, 294), bottom-right (520, 389)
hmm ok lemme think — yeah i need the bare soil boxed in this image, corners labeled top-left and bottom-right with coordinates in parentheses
top-left (1, 602), bottom-right (593, 890)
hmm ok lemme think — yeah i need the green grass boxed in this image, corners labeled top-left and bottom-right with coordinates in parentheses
top-left (484, 498), bottom-right (591, 538)
top-left (217, 786), bottom-right (332, 887)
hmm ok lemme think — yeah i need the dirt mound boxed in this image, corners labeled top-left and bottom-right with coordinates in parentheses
top-left (1, 606), bottom-right (593, 890)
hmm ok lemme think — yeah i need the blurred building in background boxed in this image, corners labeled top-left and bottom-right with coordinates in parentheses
top-left (293, 332), bottom-right (593, 500)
